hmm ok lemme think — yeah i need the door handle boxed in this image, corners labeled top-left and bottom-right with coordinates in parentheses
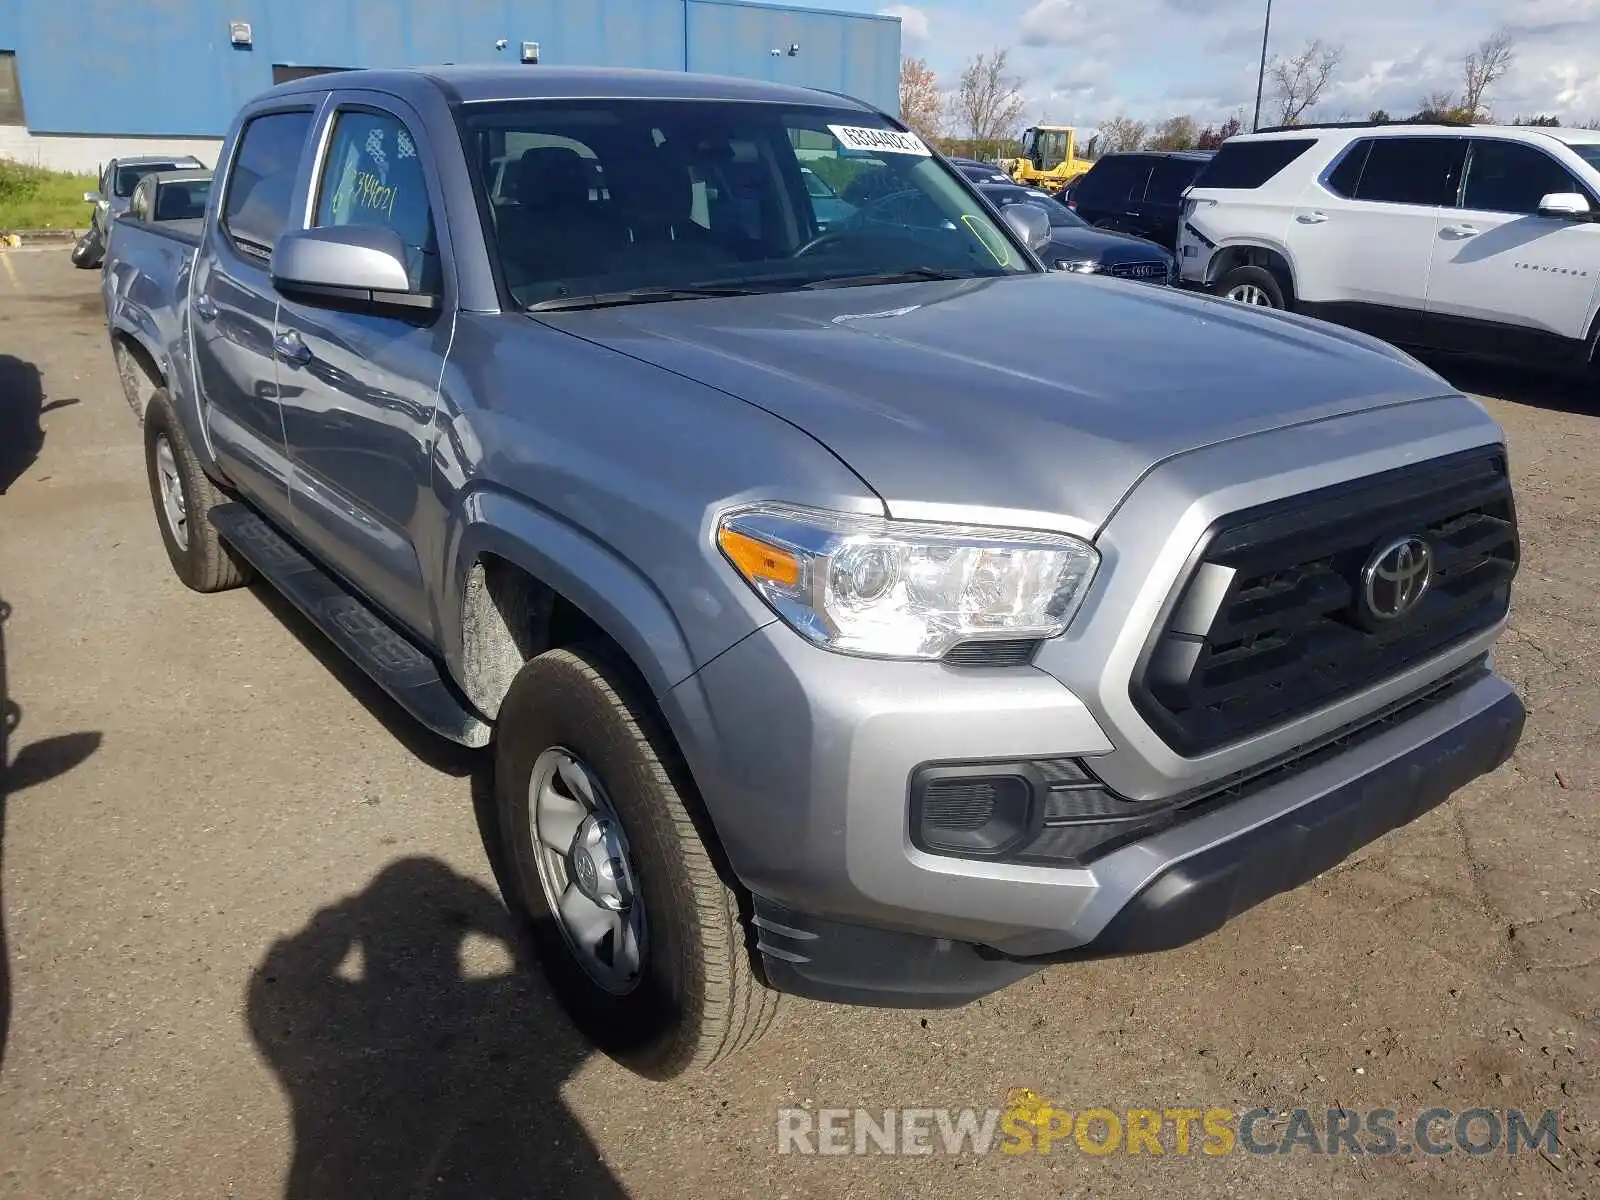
top-left (272, 329), bottom-right (312, 367)
top-left (194, 294), bottom-right (218, 322)
top-left (1296, 211), bottom-right (1329, 224)
top-left (1443, 223), bottom-right (1479, 238)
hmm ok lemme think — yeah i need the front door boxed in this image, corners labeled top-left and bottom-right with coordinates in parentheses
top-left (1425, 137), bottom-right (1600, 351)
top-left (192, 107), bottom-right (317, 528)
top-left (273, 98), bottom-right (454, 641)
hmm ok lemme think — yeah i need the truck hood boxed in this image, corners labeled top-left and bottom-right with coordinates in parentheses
top-left (535, 272), bottom-right (1450, 532)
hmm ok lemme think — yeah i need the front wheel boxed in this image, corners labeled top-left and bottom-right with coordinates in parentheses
top-left (1216, 264), bottom-right (1287, 309)
top-left (496, 645), bottom-right (778, 1078)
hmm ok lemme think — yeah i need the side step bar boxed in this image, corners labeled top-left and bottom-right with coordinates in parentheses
top-left (209, 503), bottom-right (491, 748)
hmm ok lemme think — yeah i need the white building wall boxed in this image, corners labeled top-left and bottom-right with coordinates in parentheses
top-left (0, 127), bottom-right (224, 175)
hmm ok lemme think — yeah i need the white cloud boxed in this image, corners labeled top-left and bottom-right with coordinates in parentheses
top-left (891, 0), bottom-right (1600, 127)
top-left (878, 4), bottom-right (932, 43)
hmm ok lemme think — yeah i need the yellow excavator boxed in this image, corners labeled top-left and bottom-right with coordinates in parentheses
top-left (1005, 126), bottom-right (1096, 194)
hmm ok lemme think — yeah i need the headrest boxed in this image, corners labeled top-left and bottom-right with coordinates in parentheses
top-left (509, 147), bottom-right (593, 209)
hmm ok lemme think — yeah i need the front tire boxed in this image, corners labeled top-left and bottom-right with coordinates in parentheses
top-left (1216, 264), bottom-right (1287, 309)
top-left (143, 389), bottom-right (251, 593)
top-left (495, 645), bottom-right (778, 1078)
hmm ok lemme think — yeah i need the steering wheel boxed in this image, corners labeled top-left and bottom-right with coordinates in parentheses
top-left (793, 189), bottom-right (935, 258)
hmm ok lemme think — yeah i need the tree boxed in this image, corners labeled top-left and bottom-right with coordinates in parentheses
top-left (1147, 115), bottom-right (1199, 151)
top-left (899, 58), bottom-right (944, 142)
top-left (1268, 39), bottom-right (1343, 126)
top-left (1195, 114), bottom-right (1242, 150)
top-left (1096, 114), bottom-right (1148, 153)
top-left (1461, 29), bottom-right (1514, 118)
top-left (1413, 90), bottom-right (1474, 124)
top-left (1514, 113), bottom-right (1561, 127)
top-left (1368, 108), bottom-right (1392, 123)
top-left (954, 49), bottom-right (1028, 161)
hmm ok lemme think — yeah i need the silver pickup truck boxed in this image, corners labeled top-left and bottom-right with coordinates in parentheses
top-left (102, 65), bottom-right (1524, 1079)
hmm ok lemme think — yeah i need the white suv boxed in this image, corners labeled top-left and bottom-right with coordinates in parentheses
top-left (1177, 123), bottom-right (1600, 366)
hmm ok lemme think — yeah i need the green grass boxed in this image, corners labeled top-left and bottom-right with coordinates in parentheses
top-left (0, 158), bottom-right (97, 232)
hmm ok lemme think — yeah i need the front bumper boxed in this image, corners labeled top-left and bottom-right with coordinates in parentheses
top-left (666, 627), bottom-right (1522, 1006)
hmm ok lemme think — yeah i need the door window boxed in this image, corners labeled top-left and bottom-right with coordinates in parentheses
top-left (223, 110), bottom-right (314, 255)
top-left (1077, 157), bottom-right (1143, 207)
top-left (1324, 140), bottom-right (1371, 198)
top-left (1352, 137), bottom-right (1466, 207)
top-left (313, 109), bottom-right (439, 293)
top-left (1462, 140), bottom-right (1588, 214)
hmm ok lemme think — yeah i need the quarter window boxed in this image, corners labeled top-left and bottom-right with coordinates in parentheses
top-left (1462, 140), bottom-right (1586, 215)
top-left (1351, 137), bottom-right (1466, 207)
top-left (314, 109), bottom-right (439, 293)
top-left (223, 110), bottom-right (314, 255)
top-left (1192, 139), bottom-right (1315, 189)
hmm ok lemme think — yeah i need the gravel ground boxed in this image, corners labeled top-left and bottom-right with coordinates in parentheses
top-left (0, 248), bottom-right (1596, 1198)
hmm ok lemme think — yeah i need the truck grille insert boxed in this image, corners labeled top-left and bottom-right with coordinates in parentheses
top-left (1131, 448), bottom-right (1518, 755)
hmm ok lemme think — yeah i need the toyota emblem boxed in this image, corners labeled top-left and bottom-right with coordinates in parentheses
top-left (1362, 536), bottom-right (1433, 620)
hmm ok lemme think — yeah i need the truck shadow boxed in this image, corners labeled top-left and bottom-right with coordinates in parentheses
top-left (1419, 353), bottom-right (1596, 419)
top-left (247, 855), bottom-right (627, 1199)
top-left (0, 598), bottom-right (102, 1075)
top-left (0, 355), bottom-right (80, 494)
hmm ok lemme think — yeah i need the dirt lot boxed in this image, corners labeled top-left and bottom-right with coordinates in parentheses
top-left (0, 247), bottom-right (1597, 1198)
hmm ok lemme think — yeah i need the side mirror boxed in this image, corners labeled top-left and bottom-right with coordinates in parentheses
top-left (84, 191), bottom-right (102, 204)
top-left (270, 226), bottom-right (438, 315)
top-left (1000, 201), bottom-right (1052, 253)
top-left (1537, 192), bottom-right (1592, 221)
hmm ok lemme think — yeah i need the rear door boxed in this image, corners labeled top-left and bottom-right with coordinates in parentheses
top-left (192, 105), bottom-right (319, 528)
top-left (1072, 156), bottom-right (1151, 230)
top-left (1286, 135), bottom-right (1466, 336)
top-left (1138, 157), bottom-right (1199, 248)
top-left (273, 95), bottom-right (454, 640)
top-left (1425, 137), bottom-right (1600, 347)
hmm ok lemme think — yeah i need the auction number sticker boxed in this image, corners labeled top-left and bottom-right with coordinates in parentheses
top-left (828, 125), bottom-right (932, 156)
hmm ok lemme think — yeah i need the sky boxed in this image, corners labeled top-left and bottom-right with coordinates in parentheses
top-left (820, 0), bottom-right (1600, 130)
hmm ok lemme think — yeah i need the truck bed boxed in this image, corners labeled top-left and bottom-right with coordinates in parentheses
top-left (126, 216), bottom-right (203, 247)
top-left (101, 215), bottom-right (204, 418)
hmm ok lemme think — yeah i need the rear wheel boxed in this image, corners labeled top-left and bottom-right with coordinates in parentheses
top-left (143, 389), bottom-right (251, 593)
top-left (1216, 264), bottom-right (1287, 309)
top-left (495, 645), bottom-right (778, 1078)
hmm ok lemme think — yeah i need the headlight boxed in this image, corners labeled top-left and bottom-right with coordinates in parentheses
top-left (716, 503), bottom-right (1099, 660)
top-left (1057, 259), bottom-right (1099, 274)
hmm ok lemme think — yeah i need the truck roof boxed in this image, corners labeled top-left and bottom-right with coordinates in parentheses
top-left (260, 64), bottom-right (879, 113)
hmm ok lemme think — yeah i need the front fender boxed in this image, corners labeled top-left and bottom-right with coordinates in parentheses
top-left (441, 487), bottom-right (707, 704)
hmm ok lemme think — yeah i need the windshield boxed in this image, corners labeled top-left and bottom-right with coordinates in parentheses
top-left (155, 179), bottom-right (211, 220)
top-left (114, 163), bottom-right (183, 198)
top-left (460, 100), bottom-right (1032, 308)
top-left (1571, 144), bottom-right (1600, 174)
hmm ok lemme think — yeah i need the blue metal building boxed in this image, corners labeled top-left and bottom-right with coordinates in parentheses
top-left (0, 0), bottom-right (900, 138)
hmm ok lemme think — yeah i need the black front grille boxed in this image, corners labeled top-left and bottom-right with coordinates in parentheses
top-left (1132, 449), bottom-right (1518, 755)
top-left (1108, 260), bottom-right (1169, 282)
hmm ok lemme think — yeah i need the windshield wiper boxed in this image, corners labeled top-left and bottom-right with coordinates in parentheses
top-left (799, 266), bottom-right (980, 290)
top-left (526, 284), bottom-right (781, 312)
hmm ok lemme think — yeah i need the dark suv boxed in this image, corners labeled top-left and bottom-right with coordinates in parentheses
top-left (1068, 151), bottom-right (1213, 249)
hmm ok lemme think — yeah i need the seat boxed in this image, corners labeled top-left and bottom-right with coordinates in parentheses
top-left (496, 147), bottom-right (625, 287)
